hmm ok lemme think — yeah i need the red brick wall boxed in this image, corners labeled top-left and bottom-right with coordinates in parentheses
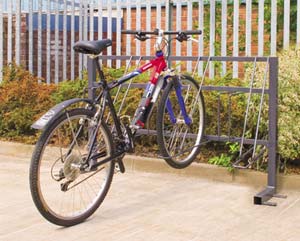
top-left (2, 14), bottom-right (28, 68)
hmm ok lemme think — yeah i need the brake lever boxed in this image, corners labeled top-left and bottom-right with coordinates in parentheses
top-left (176, 32), bottom-right (189, 42)
top-left (189, 37), bottom-right (199, 43)
top-left (135, 34), bottom-right (150, 41)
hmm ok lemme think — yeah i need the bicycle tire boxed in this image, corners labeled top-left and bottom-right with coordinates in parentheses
top-left (156, 75), bottom-right (205, 169)
top-left (30, 108), bottom-right (115, 226)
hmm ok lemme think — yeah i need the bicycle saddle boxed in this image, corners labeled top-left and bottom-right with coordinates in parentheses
top-left (73, 39), bottom-right (112, 55)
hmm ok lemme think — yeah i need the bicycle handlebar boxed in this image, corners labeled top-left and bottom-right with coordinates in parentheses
top-left (121, 29), bottom-right (202, 35)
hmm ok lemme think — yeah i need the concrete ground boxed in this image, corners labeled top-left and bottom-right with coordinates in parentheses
top-left (1, 144), bottom-right (300, 241)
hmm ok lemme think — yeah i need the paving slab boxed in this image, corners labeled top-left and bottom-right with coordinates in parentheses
top-left (0, 154), bottom-right (300, 241)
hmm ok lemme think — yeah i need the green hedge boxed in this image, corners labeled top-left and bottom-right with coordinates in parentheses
top-left (243, 48), bottom-right (300, 161)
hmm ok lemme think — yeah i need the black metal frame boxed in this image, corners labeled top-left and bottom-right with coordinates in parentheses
top-left (85, 58), bottom-right (130, 172)
top-left (87, 58), bottom-right (123, 138)
top-left (87, 55), bottom-right (284, 206)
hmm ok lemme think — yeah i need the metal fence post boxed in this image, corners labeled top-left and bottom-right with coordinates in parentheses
top-left (167, 0), bottom-right (173, 67)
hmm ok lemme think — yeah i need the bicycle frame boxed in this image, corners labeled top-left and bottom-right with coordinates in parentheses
top-left (107, 51), bottom-right (166, 90)
top-left (86, 50), bottom-right (192, 169)
top-left (105, 51), bottom-right (191, 126)
top-left (93, 50), bottom-right (168, 139)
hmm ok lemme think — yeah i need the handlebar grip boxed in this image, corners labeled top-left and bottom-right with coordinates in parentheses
top-left (183, 30), bottom-right (202, 35)
top-left (157, 30), bottom-right (202, 35)
top-left (121, 30), bottom-right (138, 35)
top-left (121, 30), bottom-right (158, 35)
top-left (122, 29), bottom-right (202, 35)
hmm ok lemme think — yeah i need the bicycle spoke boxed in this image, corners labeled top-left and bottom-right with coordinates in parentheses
top-left (66, 112), bottom-right (83, 157)
top-left (167, 124), bottom-right (181, 156)
top-left (71, 186), bottom-right (75, 216)
top-left (167, 124), bottom-right (179, 151)
top-left (171, 125), bottom-right (186, 155)
top-left (78, 182), bottom-right (87, 213)
top-left (82, 180), bottom-right (93, 207)
top-left (58, 191), bottom-right (64, 216)
top-left (58, 130), bottom-right (64, 162)
top-left (86, 178), bottom-right (98, 197)
top-left (169, 132), bottom-right (180, 156)
top-left (179, 128), bottom-right (189, 152)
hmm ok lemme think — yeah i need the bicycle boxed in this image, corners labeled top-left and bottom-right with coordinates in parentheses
top-left (29, 29), bottom-right (205, 226)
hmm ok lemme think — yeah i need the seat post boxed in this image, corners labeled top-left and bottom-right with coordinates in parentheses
top-left (87, 56), bottom-right (107, 101)
top-left (94, 56), bottom-right (106, 84)
top-left (87, 57), bottom-right (97, 101)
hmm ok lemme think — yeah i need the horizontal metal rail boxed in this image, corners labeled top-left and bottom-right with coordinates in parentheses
top-left (136, 129), bottom-right (269, 146)
top-left (97, 55), bottom-right (272, 62)
top-left (117, 83), bottom-right (270, 95)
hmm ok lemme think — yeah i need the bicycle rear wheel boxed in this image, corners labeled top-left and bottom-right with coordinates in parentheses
top-left (156, 75), bottom-right (205, 168)
top-left (30, 108), bottom-right (114, 226)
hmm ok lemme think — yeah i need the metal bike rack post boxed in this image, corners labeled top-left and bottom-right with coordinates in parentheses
top-left (253, 57), bottom-right (286, 206)
top-left (94, 55), bottom-right (285, 206)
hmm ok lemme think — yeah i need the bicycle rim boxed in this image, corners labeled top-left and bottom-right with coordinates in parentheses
top-left (157, 76), bottom-right (205, 168)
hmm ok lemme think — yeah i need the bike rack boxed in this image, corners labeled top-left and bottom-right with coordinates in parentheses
top-left (87, 55), bottom-right (286, 206)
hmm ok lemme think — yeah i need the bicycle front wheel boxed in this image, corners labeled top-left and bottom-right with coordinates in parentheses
top-left (30, 108), bottom-right (114, 226)
top-left (156, 75), bottom-right (205, 169)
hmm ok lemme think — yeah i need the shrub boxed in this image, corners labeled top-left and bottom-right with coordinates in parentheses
top-left (244, 47), bottom-right (300, 161)
top-left (51, 77), bottom-right (88, 104)
top-left (0, 64), bottom-right (56, 142)
top-left (194, 72), bottom-right (248, 138)
top-left (277, 48), bottom-right (300, 160)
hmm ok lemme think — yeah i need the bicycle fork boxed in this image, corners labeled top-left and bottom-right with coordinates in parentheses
top-left (166, 76), bottom-right (192, 125)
